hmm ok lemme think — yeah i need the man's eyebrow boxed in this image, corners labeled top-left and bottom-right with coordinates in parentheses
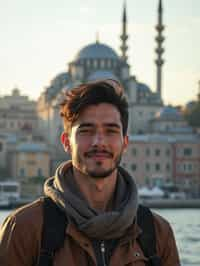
top-left (78, 123), bottom-right (94, 129)
top-left (104, 123), bottom-right (121, 129)
top-left (77, 123), bottom-right (121, 129)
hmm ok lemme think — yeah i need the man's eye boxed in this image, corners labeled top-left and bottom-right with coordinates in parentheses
top-left (107, 129), bottom-right (119, 134)
top-left (79, 129), bottom-right (92, 134)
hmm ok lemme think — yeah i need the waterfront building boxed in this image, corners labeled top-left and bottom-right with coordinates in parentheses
top-left (0, 88), bottom-right (38, 134)
top-left (122, 106), bottom-right (200, 196)
top-left (8, 141), bottom-right (50, 198)
top-left (0, 131), bottom-right (50, 197)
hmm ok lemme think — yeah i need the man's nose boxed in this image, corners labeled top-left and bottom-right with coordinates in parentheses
top-left (92, 132), bottom-right (106, 146)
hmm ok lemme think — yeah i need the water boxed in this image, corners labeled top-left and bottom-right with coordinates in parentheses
top-left (0, 209), bottom-right (200, 265)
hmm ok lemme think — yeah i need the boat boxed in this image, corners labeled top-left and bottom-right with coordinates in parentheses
top-left (0, 181), bottom-right (20, 209)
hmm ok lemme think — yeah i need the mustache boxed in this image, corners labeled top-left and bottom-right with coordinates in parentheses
top-left (84, 149), bottom-right (113, 158)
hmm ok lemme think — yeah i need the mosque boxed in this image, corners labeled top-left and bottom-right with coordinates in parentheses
top-left (37, 0), bottom-right (165, 149)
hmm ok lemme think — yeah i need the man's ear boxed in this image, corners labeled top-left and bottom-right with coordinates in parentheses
top-left (123, 135), bottom-right (129, 153)
top-left (60, 132), bottom-right (71, 153)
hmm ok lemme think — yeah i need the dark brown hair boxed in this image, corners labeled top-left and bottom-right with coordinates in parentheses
top-left (60, 79), bottom-right (128, 135)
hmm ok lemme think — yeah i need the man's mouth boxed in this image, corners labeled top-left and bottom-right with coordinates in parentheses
top-left (85, 150), bottom-right (113, 159)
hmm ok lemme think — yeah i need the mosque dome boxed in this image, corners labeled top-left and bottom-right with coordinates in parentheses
top-left (75, 42), bottom-right (119, 60)
top-left (51, 72), bottom-right (69, 87)
top-left (137, 83), bottom-right (151, 93)
top-left (155, 106), bottom-right (182, 120)
top-left (87, 70), bottom-right (119, 82)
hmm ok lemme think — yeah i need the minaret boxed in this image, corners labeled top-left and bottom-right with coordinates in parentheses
top-left (96, 31), bottom-right (100, 44)
top-left (120, 1), bottom-right (128, 62)
top-left (198, 80), bottom-right (200, 102)
top-left (155, 0), bottom-right (165, 99)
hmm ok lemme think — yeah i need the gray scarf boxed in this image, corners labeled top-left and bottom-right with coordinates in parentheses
top-left (44, 161), bottom-right (138, 240)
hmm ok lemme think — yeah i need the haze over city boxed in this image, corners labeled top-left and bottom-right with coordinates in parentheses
top-left (0, 0), bottom-right (199, 105)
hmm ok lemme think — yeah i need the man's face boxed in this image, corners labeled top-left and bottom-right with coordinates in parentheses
top-left (62, 103), bottom-right (128, 179)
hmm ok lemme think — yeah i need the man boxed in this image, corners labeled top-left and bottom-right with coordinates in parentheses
top-left (0, 79), bottom-right (180, 265)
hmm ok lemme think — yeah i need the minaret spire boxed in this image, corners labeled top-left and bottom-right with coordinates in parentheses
top-left (198, 80), bottom-right (200, 102)
top-left (155, 0), bottom-right (165, 99)
top-left (120, 1), bottom-right (128, 62)
top-left (96, 31), bottom-right (100, 44)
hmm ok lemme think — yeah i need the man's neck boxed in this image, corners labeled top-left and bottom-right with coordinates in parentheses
top-left (72, 168), bottom-right (117, 211)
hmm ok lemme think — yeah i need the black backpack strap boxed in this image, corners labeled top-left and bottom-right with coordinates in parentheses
top-left (137, 205), bottom-right (162, 266)
top-left (37, 197), bottom-right (68, 266)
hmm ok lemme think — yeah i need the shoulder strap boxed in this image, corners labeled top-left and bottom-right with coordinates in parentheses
top-left (137, 205), bottom-right (162, 266)
top-left (37, 197), bottom-right (68, 266)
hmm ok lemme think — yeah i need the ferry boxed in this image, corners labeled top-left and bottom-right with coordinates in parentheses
top-left (0, 181), bottom-right (20, 208)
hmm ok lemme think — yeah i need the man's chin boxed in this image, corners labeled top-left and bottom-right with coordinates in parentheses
top-left (86, 168), bottom-right (116, 179)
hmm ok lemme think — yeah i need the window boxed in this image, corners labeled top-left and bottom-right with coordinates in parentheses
top-left (93, 60), bottom-right (98, 68)
top-left (166, 149), bottom-right (170, 156)
top-left (10, 121), bottom-right (14, 128)
top-left (131, 164), bottom-right (137, 171)
top-left (183, 148), bottom-right (192, 156)
top-left (188, 164), bottom-right (193, 172)
top-left (20, 168), bottom-right (25, 177)
top-left (146, 163), bottom-right (150, 171)
top-left (107, 59), bottom-right (111, 68)
top-left (37, 168), bottom-right (43, 176)
top-left (132, 148), bottom-right (137, 156)
top-left (0, 142), bottom-right (3, 152)
top-left (155, 149), bottom-right (160, 156)
top-left (146, 148), bottom-right (150, 156)
top-left (166, 163), bottom-right (170, 171)
top-left (155, 163), bottom-right (160, 171)
top-left (100, 60), bottom-right (105, 68)
top-left (86, 59), bottom-right (90, 67)
top-left (139, 111), bottom-right (143, 116)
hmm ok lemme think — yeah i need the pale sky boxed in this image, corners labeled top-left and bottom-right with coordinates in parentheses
top-left (0, 0), bottom-right (200, 106)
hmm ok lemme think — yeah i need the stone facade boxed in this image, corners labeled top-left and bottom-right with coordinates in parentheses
top-left (0, 88), bottom-right (38, 134)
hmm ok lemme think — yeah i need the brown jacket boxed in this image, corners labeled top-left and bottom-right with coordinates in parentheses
top-left (0, 198), bottom-right (180, 266)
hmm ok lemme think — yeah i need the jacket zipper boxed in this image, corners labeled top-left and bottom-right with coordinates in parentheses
top-left (100, 241), bottom-right (107, 266)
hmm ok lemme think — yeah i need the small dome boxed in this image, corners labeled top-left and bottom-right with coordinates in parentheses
top-left (155, 106), bottom-right (182, 120)
top-left (137, 83), bottom-right (151, 93)
top-left (87, 70), bottom-right (119, 82)
top-left (75, 42), bottom-right (119, 60)
top-left (51, 72), bottom-right (69, 87)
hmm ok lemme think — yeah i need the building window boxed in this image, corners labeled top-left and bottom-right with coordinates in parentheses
top-left (86, 59), bottom-right (90, 67)
top-left (37, 168), bottom-right (43, 176)
top-left (20, 168), bottom-right (25, 177)
top-left (10, 121), bottom-right (14, 128)
top-left (93, 59), bottom-right (98, 68)
top-left (146, 163), bottom-right (150, 171)
top-left (155, 163), bottom-right (160, 171)
top-left (107, 59), bottom-right (111, 68)
top-left (146, 148), bottom-right (150, 156)
top-left (166, 149), bottom-right (170, 156)
top-left (183, 148), bottom-right (192, 156)
top-left (166, 163), bottom-right (170, 171)
top-left (131, 164), bottom-right (137, 171)
top-left (132, 148), bottom-right (137, 156)
top-left (188, 164), bottom-right (193, 172)
top-left (139, 111), bottom-right (143, 116)
top-left (155, 149), bottom-right (160, 156)
top-left (0, 142), bottom-right (3, 152)
top-left (100, 60), bottom-right (105, 68)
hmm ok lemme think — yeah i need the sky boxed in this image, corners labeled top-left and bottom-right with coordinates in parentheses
top-left (0, 0), bottom-right (200, 106)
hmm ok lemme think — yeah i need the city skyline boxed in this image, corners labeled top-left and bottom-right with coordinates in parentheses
top-left (0, 0), bottom-right (200, 105)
